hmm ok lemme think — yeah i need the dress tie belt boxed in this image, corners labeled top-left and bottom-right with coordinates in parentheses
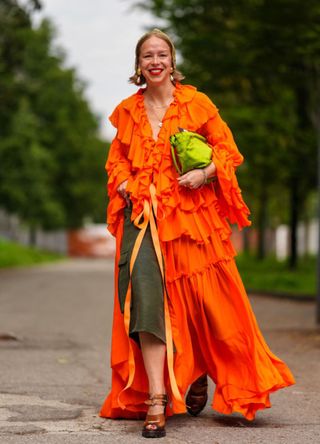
top-left (117, 183), bottom-right (183, 409)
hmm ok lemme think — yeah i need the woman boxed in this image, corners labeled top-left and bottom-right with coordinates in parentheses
top-left (100, 29), bottom-right (295, 438)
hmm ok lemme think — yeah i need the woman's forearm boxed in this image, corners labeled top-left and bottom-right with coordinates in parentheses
top-left (204, 162), bottom-right (217, 180)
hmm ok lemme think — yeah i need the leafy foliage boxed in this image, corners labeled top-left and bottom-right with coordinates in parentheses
top-left (0, 0), bottom-right (108, 230)
top-left (135, 0), bottom-right (320, 264)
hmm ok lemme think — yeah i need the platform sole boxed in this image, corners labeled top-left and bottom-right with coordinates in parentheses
top-left (142, 429), bottom-right (166, 438)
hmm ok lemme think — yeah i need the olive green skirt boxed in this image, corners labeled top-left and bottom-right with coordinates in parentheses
top-left (118, 205), bottom-right (166, 345)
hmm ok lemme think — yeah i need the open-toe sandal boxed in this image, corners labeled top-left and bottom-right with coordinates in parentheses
top-left (142, 393), bottom-right (168, 438)
top-left (186, 374), bottom-right (208, 416)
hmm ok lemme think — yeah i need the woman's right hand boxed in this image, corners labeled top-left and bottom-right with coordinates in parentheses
top-left (117, 179), bottom-right (130, 206)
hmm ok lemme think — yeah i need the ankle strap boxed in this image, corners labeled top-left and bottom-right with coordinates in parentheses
top-left (145, 394), bottom-right (168, 406)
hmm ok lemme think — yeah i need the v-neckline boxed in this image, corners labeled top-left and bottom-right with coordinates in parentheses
top-left (142, 89), bottom-right (176, 144)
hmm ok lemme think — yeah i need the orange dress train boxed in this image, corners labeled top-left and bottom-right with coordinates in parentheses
top-left (100, 83), bottom-right (295, 421)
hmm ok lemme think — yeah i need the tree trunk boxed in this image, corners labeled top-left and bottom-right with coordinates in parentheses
top-left (288, 177), bottom-right (299, 269)
top-left (256, 188), bottom-right (268, 260)
top-left (316, 128), bottom-right (320, 323)
top-left (288, 86), bottom-right (309, 269)
top-left (242, 227), bottom-right (250, 254)
top-left (29, 225), bottom-right (37, 247)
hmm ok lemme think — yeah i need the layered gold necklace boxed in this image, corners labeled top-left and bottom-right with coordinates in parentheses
top-left (145, 98), bottom-right (172, 128)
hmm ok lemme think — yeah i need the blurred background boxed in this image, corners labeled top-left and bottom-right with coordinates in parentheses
top-left (0, 0), bottom-right (319, 305)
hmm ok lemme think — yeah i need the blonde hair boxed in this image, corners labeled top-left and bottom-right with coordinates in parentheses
top-left (129, 28), bottom-right (185, 86)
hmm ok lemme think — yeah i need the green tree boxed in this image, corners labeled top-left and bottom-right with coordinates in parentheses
top-left (0, 0), bottom-right (33, 138)
top-left (0, 1), bottom-right (108, 234)
top-left (0, 98), bottom-right (64, 242)
top-left (135, 0), bottom-right (319, 266)
top-left (243, 0), bottom-right (319, 267)
top-left (20, 18), bottom-right (107, 228)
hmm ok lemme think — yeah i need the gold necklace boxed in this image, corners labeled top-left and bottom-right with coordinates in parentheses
top-left (149, 106), bottom-right (164, 127)
top-left (146, 100), bottom-right (169, 128)
top-left (148, 102), bottom-right (170, 109)
top-left (146, 96), bottom-right (172, 108)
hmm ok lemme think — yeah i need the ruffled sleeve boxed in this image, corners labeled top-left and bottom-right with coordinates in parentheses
top-left (105, 104), bottom-right (133, 235)
top-left (198, 94), bottom-right (251, 229)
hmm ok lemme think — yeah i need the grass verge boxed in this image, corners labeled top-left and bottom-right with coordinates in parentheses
top-left (236, 253), bottom-right (316, 299)
top-left (0, 237), bottom-right (64, 268)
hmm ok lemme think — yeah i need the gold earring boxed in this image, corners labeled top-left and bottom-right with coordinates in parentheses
top-left (170, 66), bottom-right (175, 82)
top-left (137, 67), bottom-right (141, 83)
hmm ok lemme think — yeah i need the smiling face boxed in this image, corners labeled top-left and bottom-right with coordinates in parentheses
top-left (138, 36), bottom-right (173, 86)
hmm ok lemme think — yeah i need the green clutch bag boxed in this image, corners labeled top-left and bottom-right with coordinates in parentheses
top-left (170, 128), bottom-right (213, 175)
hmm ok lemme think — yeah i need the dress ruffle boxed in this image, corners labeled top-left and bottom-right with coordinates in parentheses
top-left (101, 84), bottom-right (295, 421)
top-left (105, 83), bottom-right (251, 240)
top-left (100, 228), bottom-right (295, 420)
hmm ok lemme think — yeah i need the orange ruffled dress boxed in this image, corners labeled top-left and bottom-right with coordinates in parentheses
top-left (100, 83), bottom-right (295, 421)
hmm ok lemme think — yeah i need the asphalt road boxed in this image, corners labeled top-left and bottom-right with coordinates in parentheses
top-left (0, 259), bottom-right (319, 444)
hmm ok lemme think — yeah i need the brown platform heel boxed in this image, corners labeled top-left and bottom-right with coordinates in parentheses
top-left (142, 394), bottom-right (168, 438)
top-left (186, 374), bottom-right (208, 416)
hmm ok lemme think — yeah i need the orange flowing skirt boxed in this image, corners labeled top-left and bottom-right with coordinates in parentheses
top-left (100, 226), bottom-right (295, 421)
top-left (162, 234), bottom-right (295, 419)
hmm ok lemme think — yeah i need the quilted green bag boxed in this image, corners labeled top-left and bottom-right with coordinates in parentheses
top-left (170, 128), bottom-right (213, 175)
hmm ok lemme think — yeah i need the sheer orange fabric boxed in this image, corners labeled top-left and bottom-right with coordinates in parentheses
top-left (100, 83), bottom-right (295, 421)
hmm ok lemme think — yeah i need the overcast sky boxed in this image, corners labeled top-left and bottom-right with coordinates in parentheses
top-left (36, 0), bottom-right (158, 140)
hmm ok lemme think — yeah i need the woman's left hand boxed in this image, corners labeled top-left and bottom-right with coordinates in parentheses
top-left (177, 169), bottom-right (205, 189)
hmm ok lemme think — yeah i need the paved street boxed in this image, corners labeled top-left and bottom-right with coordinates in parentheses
top-left (0, 259), bottom-right (319, 444)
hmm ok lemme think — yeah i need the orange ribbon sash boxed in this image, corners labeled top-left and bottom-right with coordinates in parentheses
top-left (117, 183), bottom-right (183, 409)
